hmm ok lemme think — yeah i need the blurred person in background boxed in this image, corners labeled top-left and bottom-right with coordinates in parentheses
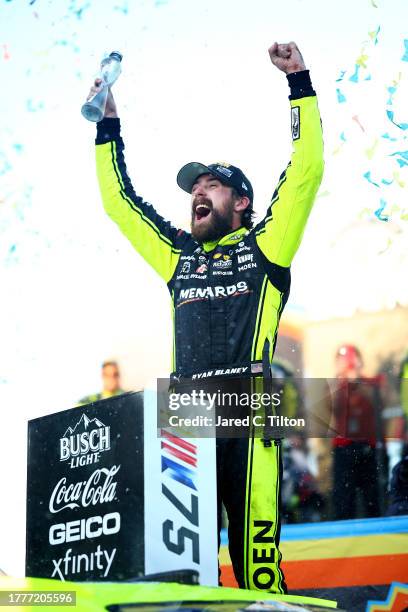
top-left (77, 360), bottom-right (125, 406)
top-left (332, 345), bottom-right (386, 520)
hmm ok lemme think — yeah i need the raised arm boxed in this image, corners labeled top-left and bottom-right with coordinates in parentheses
top-left (255, 42), bottom-right (324, 267)
top-left (90, 79), bottom-right (188, 283)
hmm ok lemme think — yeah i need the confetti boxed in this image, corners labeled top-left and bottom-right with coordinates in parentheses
top-left (68, 0), bottom-right (91, 20)
top-left (374, 199), bottom-right (389, 221)
top-left (393, 171), bottom-right (405, 187)
top-left (390, 150), bottom-right (408, 161)
top-left (356, 53), bottom-right (369, 68)
top-left (336, 88), bottom-right (346, 103)
top-left (26, 99), bottom-right (45, 112)
top-left (378, 237), bottom-right (392, 254)
top-left (365, 139), bottom-right (379, 160)
top-left (114, 1), bottom-right (128, 13)
top-left (336, 70), bottom-right (346, 82)
top-left (352, 115), bottom-right (365, 132)
top-left (370, 0), bottom-right (378, 6)
top-left (340, 132), bottom-right (346, 142)
top-left (402, 40), bottom-right (408, 62)
top-left (2, 44), bottom-right (10, 61)
top-left (381, 132), bottom-right (397, 141)
top-left (368, 26), bottom-right (380, 45)
top-left (386, 110), bottom-right (408, 131)
top-left (363, 171), bottom-right (380, 187)
top-left (349, 65), bottom-right (360, 83)
top-left (381, 178), bottom-right (393, 186)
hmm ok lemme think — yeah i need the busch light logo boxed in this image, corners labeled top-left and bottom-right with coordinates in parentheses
top-left (60, 414), bottom-right (111, 469)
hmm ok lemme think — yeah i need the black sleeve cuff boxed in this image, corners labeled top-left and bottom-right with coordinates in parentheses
top-left (286, 70), bottom-right (315, 100)
top-left (95, 117), bottom-right (121, 144)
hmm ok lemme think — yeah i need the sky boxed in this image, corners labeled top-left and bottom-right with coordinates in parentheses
top-left (0, 0), bottom-right (407, 575)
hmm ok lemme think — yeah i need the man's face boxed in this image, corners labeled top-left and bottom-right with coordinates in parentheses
top-left (190, 174), bottom-right (236, 242)
top-left (335, 354), bottom-right (363, 379)
top-left (102, 364), bottom-right (121, 393)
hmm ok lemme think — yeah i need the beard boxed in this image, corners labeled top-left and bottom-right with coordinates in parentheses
top-left (190, 196), bottom-right (234, 243)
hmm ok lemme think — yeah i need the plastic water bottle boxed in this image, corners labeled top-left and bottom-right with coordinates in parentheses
top-left (81, 51), bottom-right (123, 122)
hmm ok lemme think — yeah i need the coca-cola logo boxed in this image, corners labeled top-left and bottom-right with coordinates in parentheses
top-left (49, 465), bottom-right (120, 514)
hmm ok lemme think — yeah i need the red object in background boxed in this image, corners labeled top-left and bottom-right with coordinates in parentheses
top-left (333, 375), bottom-right (385, 447)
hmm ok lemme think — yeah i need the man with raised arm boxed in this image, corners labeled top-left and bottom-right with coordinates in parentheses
top-left (89, 41), bottom-right (324, 593)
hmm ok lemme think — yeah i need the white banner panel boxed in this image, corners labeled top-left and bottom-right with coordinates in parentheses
top-left (143, 388), bottom-right (218, 586)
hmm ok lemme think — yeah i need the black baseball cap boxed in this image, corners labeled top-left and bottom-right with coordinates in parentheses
top-left (177, 161), bottom-right (254, 203)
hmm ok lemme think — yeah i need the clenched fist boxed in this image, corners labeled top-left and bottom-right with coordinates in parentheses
top-left (268, 42), bottom-right (306, 75)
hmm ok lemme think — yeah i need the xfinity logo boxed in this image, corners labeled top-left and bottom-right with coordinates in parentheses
top-left (179, 281), bottom-right (249, 301)
top-left (59, 414), bottom-right (111, 468)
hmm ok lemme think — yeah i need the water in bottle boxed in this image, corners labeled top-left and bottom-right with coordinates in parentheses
top-left (81, 51), bottom-right (123, 122)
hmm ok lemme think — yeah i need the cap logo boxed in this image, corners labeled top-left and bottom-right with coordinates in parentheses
top-left (216, 166), bottom-right (233, 178)
top-left (241, 181), bottom-right (248, 191)
top-left (215, 161), bottom-right (231, 168)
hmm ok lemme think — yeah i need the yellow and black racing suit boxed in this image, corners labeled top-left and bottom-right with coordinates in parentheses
top-left (95, 70), bottom-right (324, 593)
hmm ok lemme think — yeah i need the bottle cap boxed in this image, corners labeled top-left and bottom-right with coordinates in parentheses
top-left (109, 51), bottom-right (123, 62)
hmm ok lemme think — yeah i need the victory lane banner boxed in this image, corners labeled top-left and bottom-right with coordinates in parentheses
top-left (26, 391), bottom-right (218, 585)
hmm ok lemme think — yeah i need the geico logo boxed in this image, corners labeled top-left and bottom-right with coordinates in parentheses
top-left (60, 428), bottom-right (110, 460)
top-left (179, 281), bottom-right (248, 301)
top-left (49, 512), bottom-right (121, 545)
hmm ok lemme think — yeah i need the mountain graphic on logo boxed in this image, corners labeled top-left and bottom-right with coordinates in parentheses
top-left (63, 414), bottom-right (106, 438)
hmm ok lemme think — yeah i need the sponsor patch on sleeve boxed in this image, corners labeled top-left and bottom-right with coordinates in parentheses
top-left (291, 106), bottom-right (300, 140)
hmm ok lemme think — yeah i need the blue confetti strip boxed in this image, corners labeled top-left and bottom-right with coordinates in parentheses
top-left (381, 133), bottom-right (397, 141)
top-left (340, 132), bottom-right (346, 142)
top-left (336, 88), bottom-right (346, 103)
top-left (363, 171), bottom-right (380, 187)
top-left (390, 150), bottom-right (408, 161)
top-left (386, 110), bottom-right (408, 131)
top-left (381, 178), bottom-right (393, 186)
top-left (402, 39), bottom-right (408, 62)
top-left (375, 199), bottom-right (389, 222)
top-left (114, 2), bottom-right (128, 13)
top-left (374, 26), bottom-right (380, 45)
top-left (336, 70), bottom-right (346, 82)
top-left (349, 64), bottom-right (360, 83)
top-left (387, 85), bottom-right (397, 105)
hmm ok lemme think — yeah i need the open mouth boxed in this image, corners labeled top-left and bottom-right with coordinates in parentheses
top-left (195, 204), bottom-right (212, 221)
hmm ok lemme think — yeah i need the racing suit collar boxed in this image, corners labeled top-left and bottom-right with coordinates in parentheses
top-left (202, 226), bottom-right (248, 252)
